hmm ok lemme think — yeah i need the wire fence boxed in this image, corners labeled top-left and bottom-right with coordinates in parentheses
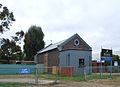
top-left (35, 66), bottom-right (120, 82)
top-left (0, 64), bottom-right (120, 86)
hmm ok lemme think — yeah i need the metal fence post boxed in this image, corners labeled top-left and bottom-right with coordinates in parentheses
top-left (35, 64), bottom-right (38, 84)
top-left (100, 61), bottom-right (102, 79)
top-left (84, 67), bottom-right (86, 80)
top-left (110, 61), bottom-right (112, 78)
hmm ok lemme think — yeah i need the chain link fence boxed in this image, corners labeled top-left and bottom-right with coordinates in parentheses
top-left (0, 64), bottom-right (120, 86)
top-left (35, 65), bottom-right (120, 83)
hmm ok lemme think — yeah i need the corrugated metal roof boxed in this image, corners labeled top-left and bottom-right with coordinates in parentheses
top-left (37, 40), bottom-right (66, 54)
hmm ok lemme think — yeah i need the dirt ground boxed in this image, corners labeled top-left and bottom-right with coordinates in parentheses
top-left (23, 77), bottom-right (120, 87)
top-left (21, 80), bottom-right (120, 87)
top-left (0, 75), bottom-right (120, 87)
top-left (0, 79), bottom-right (120, 87)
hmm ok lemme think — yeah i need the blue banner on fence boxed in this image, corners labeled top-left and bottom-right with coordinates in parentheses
top-left (101, 57), bottom-right (112, 61)
top-left (19, 68), bottom-right (30, 74)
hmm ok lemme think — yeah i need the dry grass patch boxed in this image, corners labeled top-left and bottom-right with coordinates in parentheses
top-left (89, 76), bottom-right (120, 86)
top-left (0, 74), bottom-right (34, 79)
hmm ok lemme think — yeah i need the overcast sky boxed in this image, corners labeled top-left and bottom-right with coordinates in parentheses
top-left (1, 0), bottom-right (120, 53)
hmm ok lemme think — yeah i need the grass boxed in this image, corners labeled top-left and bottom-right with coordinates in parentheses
top-left (87, 73), bottom-right (111, 80)
top-left (0, 74), bottom-right (34, 79)
top-left (58, 75), bottom-right (85, 81)
top-left (0, 82), bottom-right (32, 87)
top-left (40, 74), bottom-right (87, 81)
top-left (89, 76), bottom-right (120, 86)
top-left (0, 73), bottom-right (119, 86)
top-left (39, 73), bottom-right (120, 81)
top-left (87, 73), bottom-right (120, 80)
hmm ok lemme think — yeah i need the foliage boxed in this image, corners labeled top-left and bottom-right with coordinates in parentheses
top-left (104, 54), bottom-right (119, 66)
top-left (0, 30), bottom-right (24, 63)
top-left (24, 25), bottom-right (45, 60)
top-left (112, 54), bottom-right (119, 61)
top-left (0, 3), bottom-right (15, 33)
top-left (11, 30), bottom-right (24, 44)
top-left (0, 4), bottom-right (23, 63)
top-left (0, 38), bottom-right (23, 63)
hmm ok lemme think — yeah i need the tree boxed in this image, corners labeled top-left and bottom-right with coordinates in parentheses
top-left (11, 30), bottom-right (24, 44)
top-left (24, 25), bottom-right (45, 60)
top-left (112, 54), bottom-right (119, 61)
top-left (0, 39), bottom-right (23, 63)
top-left (104, 54), bottom-right (119, 66)
top-left (0, 3), bottom-right (15, 33)
top-left (0, 30), bottom-right (24, 63)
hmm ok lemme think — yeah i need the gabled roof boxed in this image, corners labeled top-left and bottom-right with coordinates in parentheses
top-left (37, 33), bottom-right (92, 54)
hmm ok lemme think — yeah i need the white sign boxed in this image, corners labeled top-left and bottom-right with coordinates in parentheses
top-left (114, 61), bottom-right (118, 66)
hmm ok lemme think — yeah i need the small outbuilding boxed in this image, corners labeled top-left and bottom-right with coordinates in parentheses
top-left (35, 33), bottom-right (92, 75)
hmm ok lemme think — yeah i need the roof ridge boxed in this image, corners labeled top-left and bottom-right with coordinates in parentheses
top-left (45, 43), bottom-right (53, 48)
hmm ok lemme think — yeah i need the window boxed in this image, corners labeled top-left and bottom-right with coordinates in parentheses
top-left (74, 39), bottom-right (80, 46)
top-left (79, 59), bottom-right (84, 67)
